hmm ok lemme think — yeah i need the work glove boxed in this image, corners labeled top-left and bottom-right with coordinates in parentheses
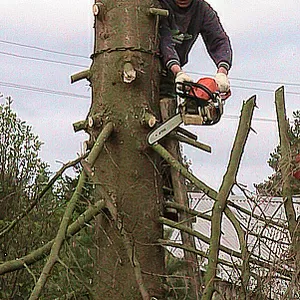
top-left (215, 73), bottom-right (230, 93)
top-left (175, 71), bottom-right (193, 84)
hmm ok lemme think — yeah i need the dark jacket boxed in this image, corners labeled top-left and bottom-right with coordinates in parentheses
top-left (159, 0), bottom-right (232, 71)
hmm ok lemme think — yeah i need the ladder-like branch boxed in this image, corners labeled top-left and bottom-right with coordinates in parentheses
top-left (159, 97), bottom-right (200, 299)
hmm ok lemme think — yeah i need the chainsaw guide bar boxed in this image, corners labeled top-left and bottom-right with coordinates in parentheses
top-left (147, 113), bottom-right (182, 145)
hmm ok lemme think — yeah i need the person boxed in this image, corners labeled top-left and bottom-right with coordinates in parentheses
top-left (158, 0), bottom-right (233, 98)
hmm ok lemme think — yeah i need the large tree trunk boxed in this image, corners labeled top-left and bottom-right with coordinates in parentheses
top-left (88, 1), bottom-right (165, 299)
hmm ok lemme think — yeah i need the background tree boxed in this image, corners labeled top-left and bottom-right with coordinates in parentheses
top-left (0, 96), bottom-right (51, 298)
top-left (0, 97), bottom-right (94, 299)
top-left (255, 110), bottom-right (300, 196)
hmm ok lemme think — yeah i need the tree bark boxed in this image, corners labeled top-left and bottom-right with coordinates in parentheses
top-left (89, 1), bottom-right (165, 299)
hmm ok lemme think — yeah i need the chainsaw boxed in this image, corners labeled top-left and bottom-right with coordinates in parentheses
top-left (147, 77), bottom-right (231, 145)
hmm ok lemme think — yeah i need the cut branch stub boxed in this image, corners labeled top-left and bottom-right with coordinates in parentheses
top-left (83, 139), bottom-right (94, 153)
top-left (73, 119), bottom-right (88, 133)
top-left (141, 111), bottom-right (157, 128)
top-left (123, 62), bottom-right (137, 83)
top-left (93, 2), bottom-right (106, 21)
top-left (149, 8), bottom-right (169, 17)
top-left (71, 69), bottom-right (91, 84)
top-left (88, 113), bottom-right (103, 129)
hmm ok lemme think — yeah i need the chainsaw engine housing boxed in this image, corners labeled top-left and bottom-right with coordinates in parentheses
top-left (176, 80), bottom-right (223, 126)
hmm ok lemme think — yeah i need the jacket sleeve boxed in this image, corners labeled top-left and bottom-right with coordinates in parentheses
top-left (200, 2), bottom-right (233, 70)
top-left (159, 16), bottom-right (181, 69)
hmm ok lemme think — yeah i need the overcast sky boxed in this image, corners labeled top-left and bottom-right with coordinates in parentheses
top-left (0, 0), bottom-right (299, 192)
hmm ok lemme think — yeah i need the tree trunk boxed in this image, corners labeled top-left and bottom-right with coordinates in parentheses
top-left (160, 97), bottom-right (200, 299)
top-left (88, 1), bottom-right (165, 299)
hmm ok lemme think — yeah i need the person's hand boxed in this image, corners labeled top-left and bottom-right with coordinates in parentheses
top-left (175, 70), bottom-right (193, 84)
top-left (215, 73), bottom-right (230, 92)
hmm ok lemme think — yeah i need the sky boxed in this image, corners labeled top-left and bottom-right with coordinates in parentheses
top-left (0, 0), bottom-right (299, 193)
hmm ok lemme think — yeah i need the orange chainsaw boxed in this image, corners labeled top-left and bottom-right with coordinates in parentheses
top-left (147, 77), bottom-right (231, 145)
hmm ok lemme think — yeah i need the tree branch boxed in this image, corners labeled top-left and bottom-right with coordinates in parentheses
top-left (28, 122), bottom-right (114, 300)
top-left (122, 230), bottom-right (150, 300)
top-left (275, 87), bottom-right (298, 239)
top-left (202, 96), bottom-right (256, 300)
top-left (159, 217), bottom-right (288, 274)
top-left (0, 199), bottom-right (106, 275)
top-left (158, 239), bottom-right (240, 270)
top-left (151, 143), bottom-right (217, 200)
top-left (165, 201), bottom-right (211, 222)
top-left (0, 154), bottom-right (88, 239)
top-left (70, 69), bottom-right (91, 84)
top-left (169, 132), bottom-right (211, 153)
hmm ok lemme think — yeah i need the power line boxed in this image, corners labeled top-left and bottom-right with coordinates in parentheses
top-left (0, 39), bottom-right (90, 60)
top-left (2, 46), bottom-right (299, 95)
top-left (1, 38), bottom-right (300, 89)
top-left (186, 70), bottom-right (300, 88)
top-left (0, 81), bottom-right (90, 100)
top-left (230, 85), bottom-right (300, 96)
top-left (0, 80), bottom-right (295, 123)
top-left (0, 51), bottom-right (88, 68)
top-left (231, 77), bottom-right (300, 88)
top-left (0, 81), bottom-right (282, 123)
top-left (0, 39), bottom-right (298, 117)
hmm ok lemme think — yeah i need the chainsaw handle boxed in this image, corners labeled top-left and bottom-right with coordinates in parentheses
top-left (219, 89), bottom-right (231, 101)
top-left (176, 81), bottom-right (215, 100)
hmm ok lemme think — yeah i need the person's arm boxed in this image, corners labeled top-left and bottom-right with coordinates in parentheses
top-left (200, 2), bottom-right (232, 73)
top-left (159, 16), bottom-right (181, 71)
top-left (159, 17), bottom-right (193, 82)
top-left (198, 3), bottom-right (232, 92)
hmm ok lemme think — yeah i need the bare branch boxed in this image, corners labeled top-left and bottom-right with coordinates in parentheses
top-left (0, 199), bottom-right (106, 275)
top-left (122, 230), bottom-right (150, 300)
top-left (203, 96), bottom-right (256, 300)
top-left (275, 87), bottom-right (298, 243)
top-left (28, 122), bottom-right (114, 299)
top-left (0, 154), bottom-right (88, 239)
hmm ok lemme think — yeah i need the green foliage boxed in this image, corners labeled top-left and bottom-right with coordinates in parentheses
top-left (0, 96), bottom-right (49, 298)
top-left (0, 97), bottom-right (95, 299)
top-left (255, 110), bottom-right (300, 196)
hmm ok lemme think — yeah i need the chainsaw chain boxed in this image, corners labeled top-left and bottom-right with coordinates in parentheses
top-left (91, 46), bottom-right (159, 58)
